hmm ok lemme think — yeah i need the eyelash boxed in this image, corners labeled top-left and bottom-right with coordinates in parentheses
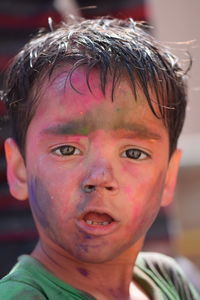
top-left (52, 145), bottom-right (150, 161)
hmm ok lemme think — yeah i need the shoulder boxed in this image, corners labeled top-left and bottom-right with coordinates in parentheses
top-left (137, 251), bottom-right (184, 272)
top-left (136, 251), bottom-right (190, 281)
top-left (0, 255), bottom-right (47, 299)
top-left (0, 279), bottom-right (46, 300)
top-left (136, 252), bottom-right (200, 299)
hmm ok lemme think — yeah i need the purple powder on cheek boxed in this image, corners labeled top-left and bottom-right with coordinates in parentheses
top-left (28, 176), bottom-right (52, 228)
top-left (77, 267), bottom-right (89, 277)
top-left (78, 229), bottom-right (92, 240)
top-left (84, 233), bottom-right (92, 240)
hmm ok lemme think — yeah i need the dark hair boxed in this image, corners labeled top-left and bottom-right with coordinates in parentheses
top-left (2, 17), bottom-right (188, 156)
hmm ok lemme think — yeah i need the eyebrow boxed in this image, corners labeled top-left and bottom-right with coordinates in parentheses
top-left (40, 119), bottom-right (162, 141)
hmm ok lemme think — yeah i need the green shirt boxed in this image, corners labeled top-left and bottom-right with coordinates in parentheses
top-left (0, 252), bottom-right (199, 299)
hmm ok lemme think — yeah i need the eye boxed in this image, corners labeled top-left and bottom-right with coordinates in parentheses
top-left (121, 148), bottom-right (149, 160)
top-left (52, 145), bottom-right (81, 156)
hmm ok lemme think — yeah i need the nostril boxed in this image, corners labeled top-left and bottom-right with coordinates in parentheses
top-left (87, 185), bottom-right (95, 190)
top-left (82, 185), bottom-right (115, 193)
top-left (106, 186), bottom-right (114, 191)
top-left (83, 185), bottom-right (96, 193)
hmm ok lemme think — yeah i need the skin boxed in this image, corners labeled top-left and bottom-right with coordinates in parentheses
top-left (5, 67), bottom-right (181, 300)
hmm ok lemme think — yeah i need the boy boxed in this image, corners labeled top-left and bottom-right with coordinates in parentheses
top-left (0, 17), bottom-right (199, 299)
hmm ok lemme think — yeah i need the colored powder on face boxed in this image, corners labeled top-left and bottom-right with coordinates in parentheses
top-left (84, 233), bottom-right (92, 240)
top-left (42, 114), bottom-right (161, 141)
top-left (77, 267), bottom-right (89, 277)
top-left (78, 229), bottom-right (93, 240)
top-left (28, 176), bottom-right (52, 229)
top-left (77, 229), bottom-right (92, 240)
top-left (78, 243), bottom-right (89, 253)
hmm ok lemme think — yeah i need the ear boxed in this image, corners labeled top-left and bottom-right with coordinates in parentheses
top-left (4, 138), bottom-right (28, 200)
top-left (161, 149), bottom-right (182, 207)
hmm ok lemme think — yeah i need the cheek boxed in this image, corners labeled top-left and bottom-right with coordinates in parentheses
top-left (28, 175), bottom-right (71, 227)
top-left (28, 176), bottom-right (52, 228)
top-left (148, 170), bottom-right (167, 203)
top-left (28, 175), bottom-right (75, 243)
top-left (141, 173), bottom-right (166, 222)
top-left (31, 157), bottom-right (80, 205)
top-left (122, 163), bottom-right (166, 201)
top-left (124, 171), bottom-right (166, 227)
top-left (28, 167), bottom-right (84, 226)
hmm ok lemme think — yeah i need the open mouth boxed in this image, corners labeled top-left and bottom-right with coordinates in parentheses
top-left (77, 210), bottom-right (119, 235)
top-left (83, 212), bottom-right (114, 226)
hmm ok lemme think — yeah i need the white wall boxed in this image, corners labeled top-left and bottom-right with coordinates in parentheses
top-left (148, 0), bottom-right (200, 166)
top-left (148, 0), bottom-right (200, 264)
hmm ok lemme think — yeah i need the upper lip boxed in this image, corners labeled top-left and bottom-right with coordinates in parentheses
top-left (77, 208), bottom-right (119, 223)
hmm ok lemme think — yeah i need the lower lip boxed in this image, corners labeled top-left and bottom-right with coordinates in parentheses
top-left (76, 219), bottom-right (119, 236)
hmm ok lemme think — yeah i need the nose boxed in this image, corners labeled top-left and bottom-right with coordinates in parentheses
top-left (81, 163), bottom-right (119, 194)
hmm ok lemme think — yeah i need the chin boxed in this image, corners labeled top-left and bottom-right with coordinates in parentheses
top-left (67, 242), bottom-right (131, 264)
top-left (73, 252), bottom-right (118, 264)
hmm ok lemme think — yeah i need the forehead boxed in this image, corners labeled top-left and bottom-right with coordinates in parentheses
top-left (29, 66), bottom-right (167, 138)
top-left (35, 66), bottom-right (155, 115)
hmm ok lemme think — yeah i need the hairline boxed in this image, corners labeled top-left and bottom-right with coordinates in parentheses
top-left (21, 63), bottom-right (172, 160)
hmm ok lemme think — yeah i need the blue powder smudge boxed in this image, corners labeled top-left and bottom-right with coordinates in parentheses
top-left (77, 267), bottom-right (89, 277)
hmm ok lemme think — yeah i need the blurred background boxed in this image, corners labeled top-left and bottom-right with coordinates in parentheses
top-left (0, 0), bottom-right (199, 291)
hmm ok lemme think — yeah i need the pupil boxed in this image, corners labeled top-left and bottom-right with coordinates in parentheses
top-left (126, 149), bottom-right (140, 159)
top-left (61, 146), bottom-right (74, 155)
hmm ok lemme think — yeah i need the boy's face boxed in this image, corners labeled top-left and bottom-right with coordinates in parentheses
top-left (6, 67), bottom-right (180, 263)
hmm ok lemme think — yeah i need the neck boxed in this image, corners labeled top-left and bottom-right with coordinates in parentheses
top-left (31, 238), bottom-right (147, 300)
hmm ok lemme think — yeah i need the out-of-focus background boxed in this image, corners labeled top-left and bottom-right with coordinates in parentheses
top-left (0, 0), bottom-right (199, 291)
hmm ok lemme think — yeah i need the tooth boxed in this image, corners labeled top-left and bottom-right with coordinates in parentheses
top-left (102, 222), bottom-right (109, 225)
top-left (85, 220), bottom-right (110, 225)
top-left (86, 220), bottom-right (93, 225)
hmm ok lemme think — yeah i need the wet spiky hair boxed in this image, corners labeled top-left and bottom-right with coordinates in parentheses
top-left (2, 17), bottom-right (188, 156)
